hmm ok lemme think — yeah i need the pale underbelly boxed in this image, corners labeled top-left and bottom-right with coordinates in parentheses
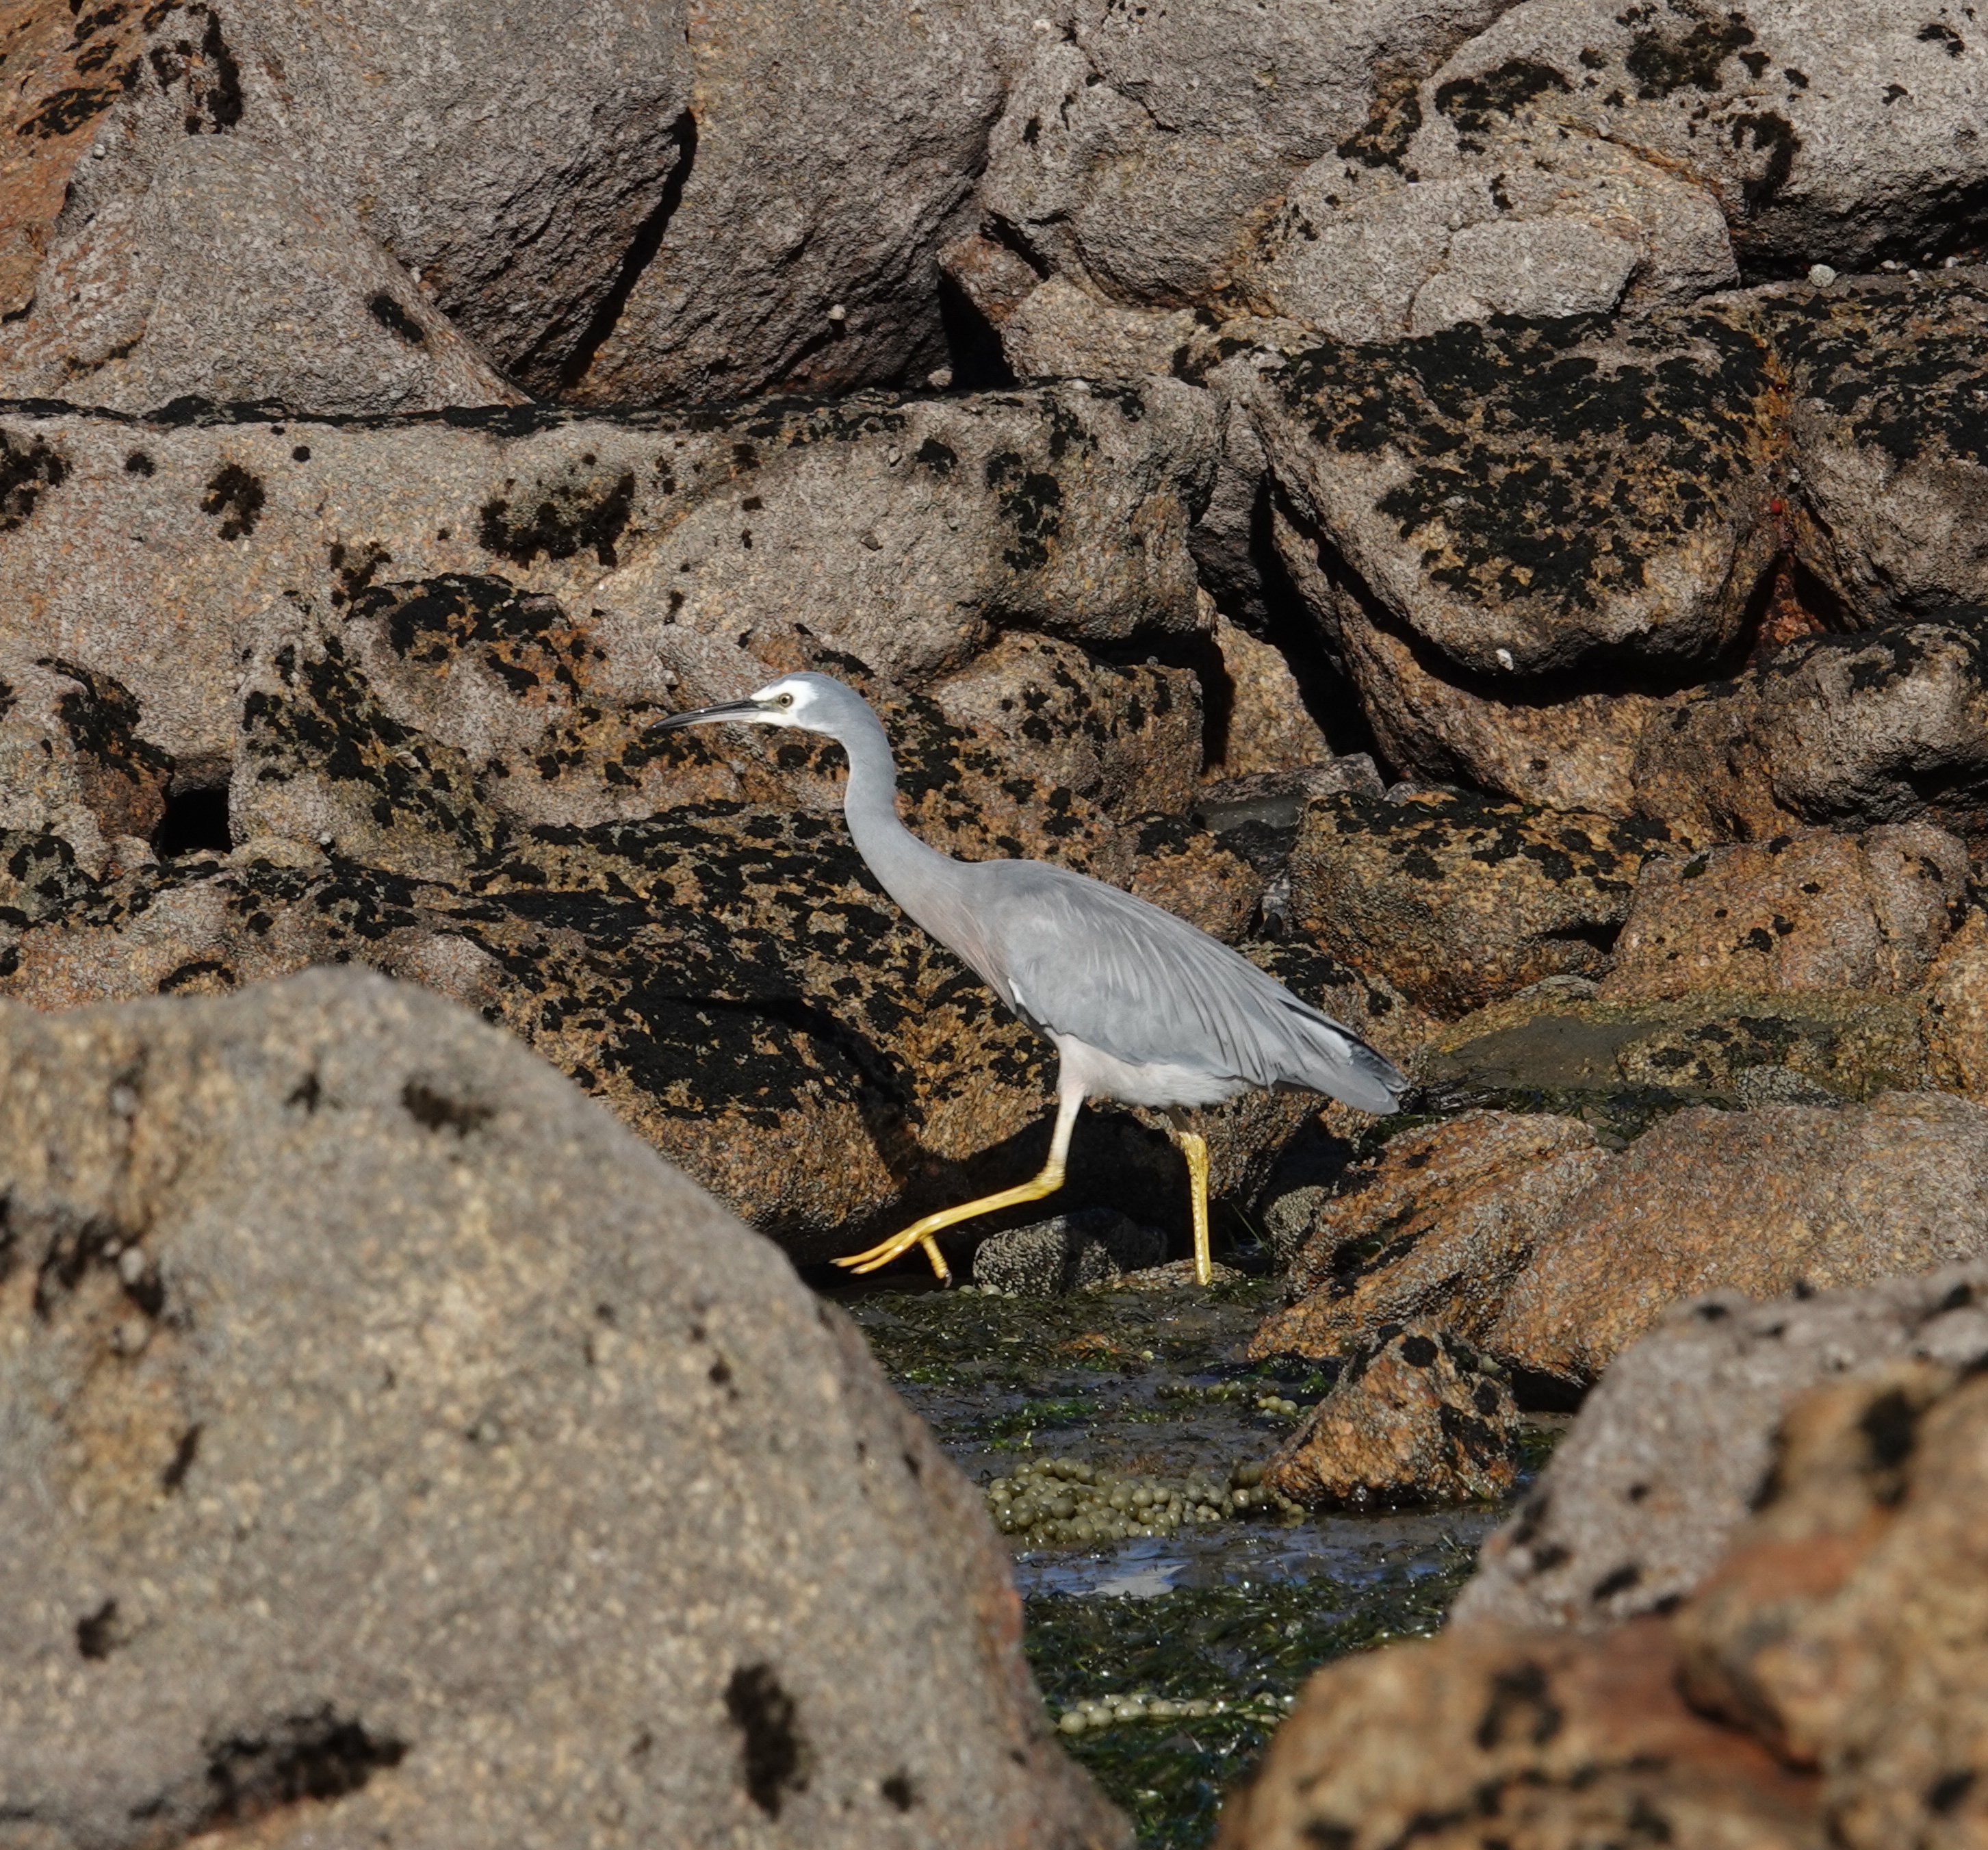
top-left (1050, 1032), bottom-right (1248, 1110)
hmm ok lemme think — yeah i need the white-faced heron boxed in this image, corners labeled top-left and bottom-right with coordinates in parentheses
top-left (652, 672), bottom-right (1407, 1285)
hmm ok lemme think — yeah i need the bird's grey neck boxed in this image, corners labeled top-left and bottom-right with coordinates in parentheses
top-left (833, 708), bottom-right (957, 919)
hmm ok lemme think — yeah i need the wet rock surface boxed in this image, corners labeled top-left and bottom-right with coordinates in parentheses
top-left (0, 967), bottom-right (1121, 1850)
top-left (846, 1277), bottom-right (1526, 1849)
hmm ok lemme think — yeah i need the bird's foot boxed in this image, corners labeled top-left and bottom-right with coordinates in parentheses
top-left (834, 1226), bottom-right (952, 1282)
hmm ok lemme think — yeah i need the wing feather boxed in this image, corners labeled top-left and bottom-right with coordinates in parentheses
top-left (959, 860), bottom-right (1405, 1113)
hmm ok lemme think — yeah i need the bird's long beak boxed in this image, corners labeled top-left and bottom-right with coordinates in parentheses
top-left (647, 698), bottom-right (767, 736)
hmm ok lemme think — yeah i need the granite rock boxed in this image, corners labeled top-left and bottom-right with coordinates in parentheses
top-left (0, 0), bottom-right (694, 409)
top-left (1287, 788), bottom-right (1682, 1018)
top-left (1262, 1322), bottom-right (1521, 1511)
top-left (1632, 608), bottom-right (1988, 845)
top-left (563, 0), bottom-right (1011, 405)
top-left (1603, 823), bottom-right (1969, 1001)
top-left (0, 967), bottom-right (1125, 1849)
top-left (0, 387), bottom-right (1215, 771)
top-left (1457, 1263), bottom-right (1988, 1632)
top-left (1251, 1112), bottom-right (1612, 1363)
top-left (1489, 1093), bottom-right (1988, 1389)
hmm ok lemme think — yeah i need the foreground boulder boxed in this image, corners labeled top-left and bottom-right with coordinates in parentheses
top-left (1219, 1322), bottom-right (1988, 1849)
top-left (0, 968), bottom-right (1124, 1849)
top-left (1458, 1263), bottom-right (1988, 1632)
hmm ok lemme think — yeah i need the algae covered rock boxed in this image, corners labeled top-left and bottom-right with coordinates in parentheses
top-left (1261, 1323), bottom-right (1521, 1511)
top-left (971, 1209), bottom-right (1167, 1296)
top-left (1287, 788), bottom-right (1681, 1018)
top-left (0, 966), bottom-right (1124, 1850)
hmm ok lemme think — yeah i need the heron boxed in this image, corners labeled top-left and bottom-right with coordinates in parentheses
top-left (652, 672), bottom-right (1407, 1285)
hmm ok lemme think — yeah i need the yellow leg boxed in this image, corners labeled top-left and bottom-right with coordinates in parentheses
top-left (1178, 1127), bottom-right (1212, 1287)
top-left (834, 1090), bottom-right (1085, 1283)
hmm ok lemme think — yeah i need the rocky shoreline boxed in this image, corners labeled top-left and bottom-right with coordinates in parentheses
top-left (8, 0), bottom-right (1988, 1843)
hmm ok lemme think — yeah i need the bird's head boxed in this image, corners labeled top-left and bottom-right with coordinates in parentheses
top-left (647, 671), bottom-right (871, 741)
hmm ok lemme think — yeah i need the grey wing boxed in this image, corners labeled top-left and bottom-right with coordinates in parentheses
top-left (964, 860), bottom-right (1407, 1115)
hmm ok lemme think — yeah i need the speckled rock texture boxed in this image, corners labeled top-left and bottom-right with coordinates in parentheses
top-left (1776, 275), bottom-right (1988, 618)
top-left (1421, 981), bottom-right (1935, 1101)
top-left (977, 0), bottom-right (1510, 322)
top-left (1232, 1323), bottom-right (1988, 1849)
top-left (1673, 1357), bottom-right (1988, 1849)
top-left (1632, 607), bottom-right (1988, 845)
top-left (1248, 305), bottom-right (1781, 685)
top-left (970, 1208), bottom-right (1167, 1295)
top-left (1489, 1093), bottom-right (1988, 1389)
top-left (1604, 823), bottom-right (1969, 1001)
top-left (0, 581), bottom-right (1413, 1261)
top-left (1457, 1263), bottom-right (1988, 1633)
top-left (0, 388), bottom-right (1214, 771)
top-left (1287, 789), bottom-right (1683, 1018)
top-left (1213, 1616), bottom-right (1822, 1849)
top-left (1261, 1322), bottom-right (1521, 1511)
top-left (1250, 1112), bottom-right (1612, 1363)
top-left (0, 967), bottom-right (1128, 1850)
top-left (564, 0), bottom-right (1027, 405)
top-left (1928, 910), bottom-right (1988, 1094)
top-left (0, 0), bottom-right (693, 410)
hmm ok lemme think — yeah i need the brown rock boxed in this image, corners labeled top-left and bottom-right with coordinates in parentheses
top-left (1927, 909), bottom-right (1988, 1094)
top-left (1604, 825), bottom-right (1969, 1003)
top-left (1213, 1618), bottom-right (1821, 1850)
top-left (1251, 1112), bottom-right (1612, 1362)
top-left (1200, 605), bottom-right (1342, 783)
top-left (1489, 1094), bottom-right (1988, 1391)
top-left (1456, 1263), bottom-right (1988, 1634)
top-left (0, 966), bottom-right (1126, 1849)
top-left (1671, 1362), bottom-right (1988, 1849)
top-left (1287, 788), bottom-right (1681, 1018)
top-left (998, 277), bottom-right (1198, 385)
top-left (927, 630), bottom-right (1204, 823)
top-left (1632, 611), bottom-right (1988, 847)
top-left (1124, 815), bottom-right (1263, 942)
top-left (0, 656), bottom-right (170, 865)
top-left (1262, 1323), bottom-right (1521, 1511)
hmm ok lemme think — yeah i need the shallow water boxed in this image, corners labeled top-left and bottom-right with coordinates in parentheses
top-left (839, 1275), bottom-right (1534, 1848)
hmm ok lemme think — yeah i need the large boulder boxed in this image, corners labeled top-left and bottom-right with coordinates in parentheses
top-left (0, 386), bottom-right (1215, 771)
top-left (0, 0), bottom-right (695, 409)
top-left (1457, 1263), bottom-right (1988, 1632)
top-left (0, 968), bottom-right (1124, 1848)
top-left (1490, 1092), bottom-right (1988, 1388)
top-left (562, 0), bottom-right (1017, 405)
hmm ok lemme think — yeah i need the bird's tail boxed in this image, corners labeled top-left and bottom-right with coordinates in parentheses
top-left (1289, 1007), bottom-right (1410, 1116)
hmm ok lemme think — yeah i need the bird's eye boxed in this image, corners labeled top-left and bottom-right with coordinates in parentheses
top-left (777, 692), bottom-right (795, 708)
